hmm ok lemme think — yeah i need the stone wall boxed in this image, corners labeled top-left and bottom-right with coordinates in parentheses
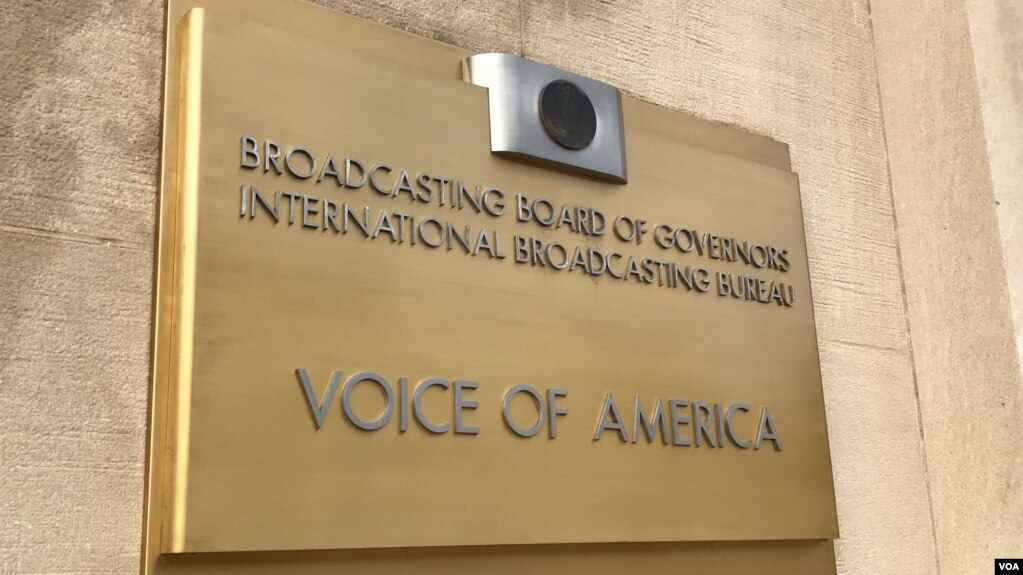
top-left (872, 0), bottom-right (1023, 572)
top-left (967, 0), bottom-right (1023, 366)
top-left (3, 0), bottom-right (1015, 573)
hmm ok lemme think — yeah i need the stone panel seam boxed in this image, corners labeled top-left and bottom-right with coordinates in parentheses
top-left (864, 1), bottom-right (942, 573)
top-left (0, 223), bottom-right (150, 253)
top-left (823, 338), bottom-right (902, 354)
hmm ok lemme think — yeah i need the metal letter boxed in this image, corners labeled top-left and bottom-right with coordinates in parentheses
top-left (285, 146), bottom-right (317, 179)
top-left (240, 135), bottom-right (259, 168)
top-left (368, 163), bottom-right (393, 195)
top-left (302, 195), bottom-right (319, 229)
top-left (547, 388), bottom-right (569, 439)
top-left (295, 368), bottom-right (342, 429)
top-left (503, 384), bottom-right (546, 438)
top-left (413, 377), bottom-right (451, 434)
top-left (693, 401), bottom-right (718, 448)
top-left (725, 403), bottom-right (753, 449)
top-left (593, 392), bottom-right (628, 442)
top-left (454, 380), bottom-right (480, 435)
top-left (669, 399), bottom-right (692, 446)
top-left (755, 407), bottom-right (783, 451)
top-left (633, 396), bottom-right (669, 445)
top-left (399, 377), bottom-right (409, 432)
top-left (341, 371), bottom-right (395, 431)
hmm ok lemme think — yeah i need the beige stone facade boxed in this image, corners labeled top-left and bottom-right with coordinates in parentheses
top-left (0, 1), bottom-right (1019, 573)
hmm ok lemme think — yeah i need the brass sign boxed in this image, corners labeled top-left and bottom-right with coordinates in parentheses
top-left (146, 1), bottom-right (838, 573)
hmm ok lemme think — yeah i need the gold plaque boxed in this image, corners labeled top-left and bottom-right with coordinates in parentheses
top-left (145, 1), bottom-right (838, 572)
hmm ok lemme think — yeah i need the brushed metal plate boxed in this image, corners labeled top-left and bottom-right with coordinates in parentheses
top-left (145, 1), bottom-right (838, 573)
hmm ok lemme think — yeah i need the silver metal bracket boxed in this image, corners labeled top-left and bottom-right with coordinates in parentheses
top-left (462, 53), bottom-right (628, 183)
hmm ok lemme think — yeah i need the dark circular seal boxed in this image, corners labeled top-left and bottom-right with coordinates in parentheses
top-left (538, 80), bottom-right (597, 150)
